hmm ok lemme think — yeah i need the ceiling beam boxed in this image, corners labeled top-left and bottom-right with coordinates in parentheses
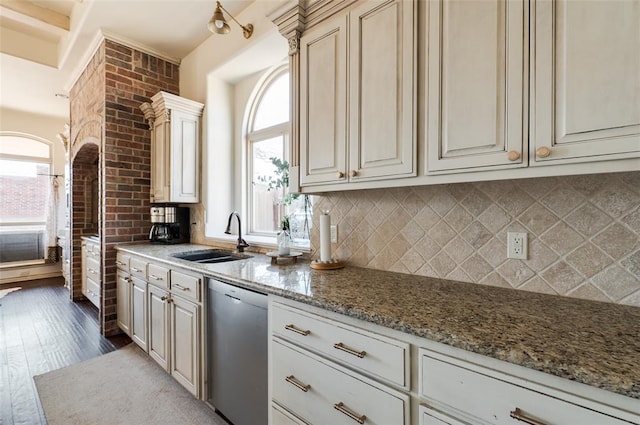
top-left (0, 0), bottom-right (70, 32)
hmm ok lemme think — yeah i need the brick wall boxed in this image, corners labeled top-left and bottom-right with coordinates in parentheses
top-left (70, 38), bottom-right (179, 336)
top-left (0, 164), bottom-right (50, 220)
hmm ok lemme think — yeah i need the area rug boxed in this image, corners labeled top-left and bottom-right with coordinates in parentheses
top-left (34, 343), bottom-right (227, 425)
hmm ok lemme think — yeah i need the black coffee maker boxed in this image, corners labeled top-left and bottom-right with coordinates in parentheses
top-left (149, 206), bottom-right (190, 244)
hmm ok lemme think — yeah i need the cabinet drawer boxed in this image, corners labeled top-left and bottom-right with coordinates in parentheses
top-left (116, 253), bottom-right (130, 271)
top-left (272, 339), bottom-right (408, 425)
top-left (129, 258), bottom-right (147, 280)
top-left (272, 403), bottom-right (308, 425)
top-left (419, 405), bottom-right (466, 425)
top-left (147, 263), bottom-right (170, 289)
top-left (85, 277), bottom-right (100, 308)
top-left (86, 257), bottom-right (101, 281)
top-left (272, 302), bottom-right (408, 387)
top-left (419, 350), bottom-right (630, 425)
top-left (170, 270), bottom-right (200, 302)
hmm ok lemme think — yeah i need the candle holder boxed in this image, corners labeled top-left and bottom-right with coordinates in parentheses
top-left (310, 259), bottom-right (345, 270)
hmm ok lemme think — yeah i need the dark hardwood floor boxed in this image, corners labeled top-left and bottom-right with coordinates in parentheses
top-left (0, 277), bottom-right (130, 425)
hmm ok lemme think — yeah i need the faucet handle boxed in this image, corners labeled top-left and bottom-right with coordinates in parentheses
top-left (237, 238), bottom-right (250, 252)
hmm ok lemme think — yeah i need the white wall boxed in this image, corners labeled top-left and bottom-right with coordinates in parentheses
top-left (180, 0), bottom-right (288, 243)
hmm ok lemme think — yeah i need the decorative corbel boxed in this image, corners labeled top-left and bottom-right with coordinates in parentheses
top-left (140, 102), bottom-right (156, 129)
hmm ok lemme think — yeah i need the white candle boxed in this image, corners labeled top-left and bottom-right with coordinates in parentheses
top-left (319, 211), bottom-right (332, 262)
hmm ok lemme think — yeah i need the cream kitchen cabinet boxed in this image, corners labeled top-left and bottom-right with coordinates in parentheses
top-left (425, 0), bottom-right (528, 173)
top-left (299, 0), bottom-right (416, 187)
top-left (148, 281), bottom-right (170, 370)
top-left (81, 236), bottom-right (101, 308)
top-left (145, 92), bottom-right (204, 203)
top-left (530, 0), bottom-right (640, 165)
top-left (269, 299), bottom-right (410, 425)
top-left (169, 292), bottom-right (200, 397)
top-left (116, 253), bottom-right (131, 336)
top-left (418, 348), bottom-right (634, 425)
top-left (131, 275), bottom-right (148, 352)
top-left (148, 268), bottom-right (201, 397)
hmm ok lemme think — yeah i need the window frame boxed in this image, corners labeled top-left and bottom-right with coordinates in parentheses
top-left (243, 65), bottom-right (291, 240)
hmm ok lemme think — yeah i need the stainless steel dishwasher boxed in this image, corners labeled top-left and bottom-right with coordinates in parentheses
top-left (208, 278), bottom-right (268, 425)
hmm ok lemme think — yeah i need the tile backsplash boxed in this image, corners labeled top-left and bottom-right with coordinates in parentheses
top-left (310, 172), bottom-right (640, 307)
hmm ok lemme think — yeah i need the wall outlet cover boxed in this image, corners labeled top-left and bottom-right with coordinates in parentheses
top-left (507, 232), bottom-right (528, 260)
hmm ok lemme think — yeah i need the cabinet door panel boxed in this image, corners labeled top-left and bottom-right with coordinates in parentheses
top-left (116, 270), bottom-right (131, 336)
top-left (148, 285), bottom-right (169, 371)
top-left (300, 16), bottom-right (348, 185)
top-left (151, 120), bottom-right (168, 202)
top-left (171, 110), bottom-right (199, 202)
top-left (531, 0), bottom-right (640, 164)
top-left (171, 296), bottom-right (199, 396)
top-left (426, 0), bottom-right (526, 172)
top-left (131, 277), bottom-right (148, 352)
top-left (350, 0), bottom-right (416, 180)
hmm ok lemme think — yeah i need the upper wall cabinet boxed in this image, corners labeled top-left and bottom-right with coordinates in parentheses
top-left (299, 0), bottom-right (416, 187)
top-left (530, 0), bottom-right (640, 165)
top-left (143, 92), bottom-right (204, 203)
top-left (425, 0), bottom-right (528, 173)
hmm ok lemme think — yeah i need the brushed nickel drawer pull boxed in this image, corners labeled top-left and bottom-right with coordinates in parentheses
top-left (285, 375), bottom-right (310, 392)
top-left (334, 342), bottom-right (366, 358)
top-left (285, 324), bottom-right (311, 336)
top-left (173, 283), bottom-right (190, 291)
top-left (510, 408), bottom-right (547, 425)
top-left (131, 267), bottom-right (142, 273)
top-left (161, 296), bottom-right (168, 301)
top-left (116, 261), bottom-right (126, 266)
top-left (334, 402), bottom-right (366, 424)
top-left (149, 274), bottom-right (163, 281)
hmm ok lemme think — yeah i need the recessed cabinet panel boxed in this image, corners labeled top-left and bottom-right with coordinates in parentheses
top-left (531, 0), bottom-right (640, 164)
top-left (148, 285), bottom-right (170, 371)
top-left (131, 277), bottom-right (148, 352)
top-left (426, 0), bottom-right (526, 172)
top-left (171, 295), bottom-right (199, 397)
top-left (349, 0), bottom-right (415, 180)
top-left (116, 270), bottom-right (131, 336)
top-left (300, 16), bottom-right (348, 185)
top-left (172, 112), bottom-right (199, 200)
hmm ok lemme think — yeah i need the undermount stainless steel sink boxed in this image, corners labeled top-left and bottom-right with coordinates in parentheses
top-left (172, 249), bottom-right (249, 264)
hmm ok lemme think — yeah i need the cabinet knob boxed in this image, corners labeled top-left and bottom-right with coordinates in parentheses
top-left (336, 171), bottom-right (344, 179)
top-left (536, 146), bottom-right (551, 158)
top-left (507, 151), bottom-right (521, 161)
top-left (161, 296), bottom-right (168, 301)
top-left (349, 170), bottom-right (358, 178)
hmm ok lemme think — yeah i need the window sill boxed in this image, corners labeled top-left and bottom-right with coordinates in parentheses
top-left (204, 233), bottom-right (310, 254)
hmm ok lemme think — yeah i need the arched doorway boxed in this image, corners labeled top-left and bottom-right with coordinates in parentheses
top-left (70, 141), bottom-right (100, 304)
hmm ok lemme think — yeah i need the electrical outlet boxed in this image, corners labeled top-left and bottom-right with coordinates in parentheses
top-left (507, 232), bottom-right (528, 259)
top-left (330, 225), bottom-right (338, 243)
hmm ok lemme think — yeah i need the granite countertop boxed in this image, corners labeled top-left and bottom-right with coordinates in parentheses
top-left (117, 243), bottom-right (640, 400)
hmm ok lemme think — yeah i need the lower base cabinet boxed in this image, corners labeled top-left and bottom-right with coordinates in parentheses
top-left (272, 339), bottom-right (408, 425)
top-left (170, 295), bottom-right (200, 396)
top-left (148, 285), bottom-right (200, 397)
top-left (419, 349), bottom-right (632, 425)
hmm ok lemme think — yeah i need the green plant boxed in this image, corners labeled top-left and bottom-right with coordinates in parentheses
top-left (257, 157), bottom-right (311, 239)
top-left (257, 157), bottom-right (299, 206)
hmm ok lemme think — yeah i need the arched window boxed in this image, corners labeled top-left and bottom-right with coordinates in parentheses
top-left (0, 133), bottom-right (55, 265)
top-left (245, 66), bottom-right (310, 245)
